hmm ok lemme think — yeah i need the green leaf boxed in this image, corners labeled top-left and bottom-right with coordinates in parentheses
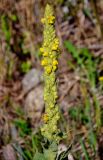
top-left (10, 14), bottom-right (17, 21)
top-left (80, 139), bottom-right (90, 160)
top-left (64, 41), bottom-right (79, 59)
top-left (88, 130), bottom-right (97, 152)
top-left (1, 15), bottom-right (11, 44)
top-left (33, 152), bottom-right (46, 160)
top-left (83, 8), bottom-right (93, 22)
top-left (14, 119), bottom-right (31, 136)
top-left (44, 149), bottom-right (56, 160)
top-left (43, 142), bottom-right (57, 160)
top-left (21, 61), bottom-right (31, 73)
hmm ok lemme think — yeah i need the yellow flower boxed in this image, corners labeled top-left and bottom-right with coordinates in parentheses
top-left (50, 54), bottom-right (54, 58)
top-left (53, 65), bottom-right (57, 71)
top-left (47, 16), bottom-right (55, 24)
top-left (53, 60), bottom-right (58, 66)
top-left (45, 66), bottom-right (52, 74)
top-left (41, 59), bottom-right (48, 66)
top-left (52, 44), bottom-right (58, 50)
top-left (42, 114), bottom-right (49, 123)
top-left (41, 18), bottom-right (45, 24)
top-left (43, 52), bottom-right (48, 56)
top-left (52, 39), bottom-right (59, 50)
top-left (55, 38), bottom-right (59, 45)
top-left (99, 76), bottom-right (103, 81)
top-left (44, 42), bottom-right (47, 46)
top-left (40, 47), bottom-right (44, 52)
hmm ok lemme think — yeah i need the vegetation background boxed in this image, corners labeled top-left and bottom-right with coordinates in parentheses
top-left (0, 0), bottom-right (103, 159)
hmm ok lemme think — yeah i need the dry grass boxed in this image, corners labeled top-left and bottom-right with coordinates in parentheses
top-left (0, 0), bottom-right (103, 159)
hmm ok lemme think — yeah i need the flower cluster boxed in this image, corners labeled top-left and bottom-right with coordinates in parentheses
top-left (41, 15), bottom-right (55, 24)
top-left (40, 4), bottom-right (61, 142)
top-left (40, 37), bottom-right (59, 74)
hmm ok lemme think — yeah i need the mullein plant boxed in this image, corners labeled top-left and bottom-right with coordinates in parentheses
top-left (40, 4), bottom-right (62, 143)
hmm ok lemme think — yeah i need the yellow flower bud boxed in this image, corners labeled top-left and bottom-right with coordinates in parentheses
top-left (99, 76), bottom-right (103, 81)
top-left (43, 52), bottom-right (48, 56)
top-left (47, 16), bottom-right (55, 24)
top-left (40, 47), bottom-right (44, 52)
top-left (41, 59), bottom-right (48, 66)
top-left (52, 44), bottom-right (58, 50)
top-left (53, 65), bottom-right (57, 71)
top-left (44, 42), bottom-right (47, 46)
top-left (42, 114), bottom-right (49, 123)
top-left (55, 38), bottom-right (59, 45)
top-left (45, 66), bottom-right (52, 74)
top-left (50, 54), bottom-right (54, 58)
top-left (41, 18), bottom-right (45, 23)
top-left (52, 125), bottom-right (57, 132)
top-left (53, 60), bottom-right (58, 66)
